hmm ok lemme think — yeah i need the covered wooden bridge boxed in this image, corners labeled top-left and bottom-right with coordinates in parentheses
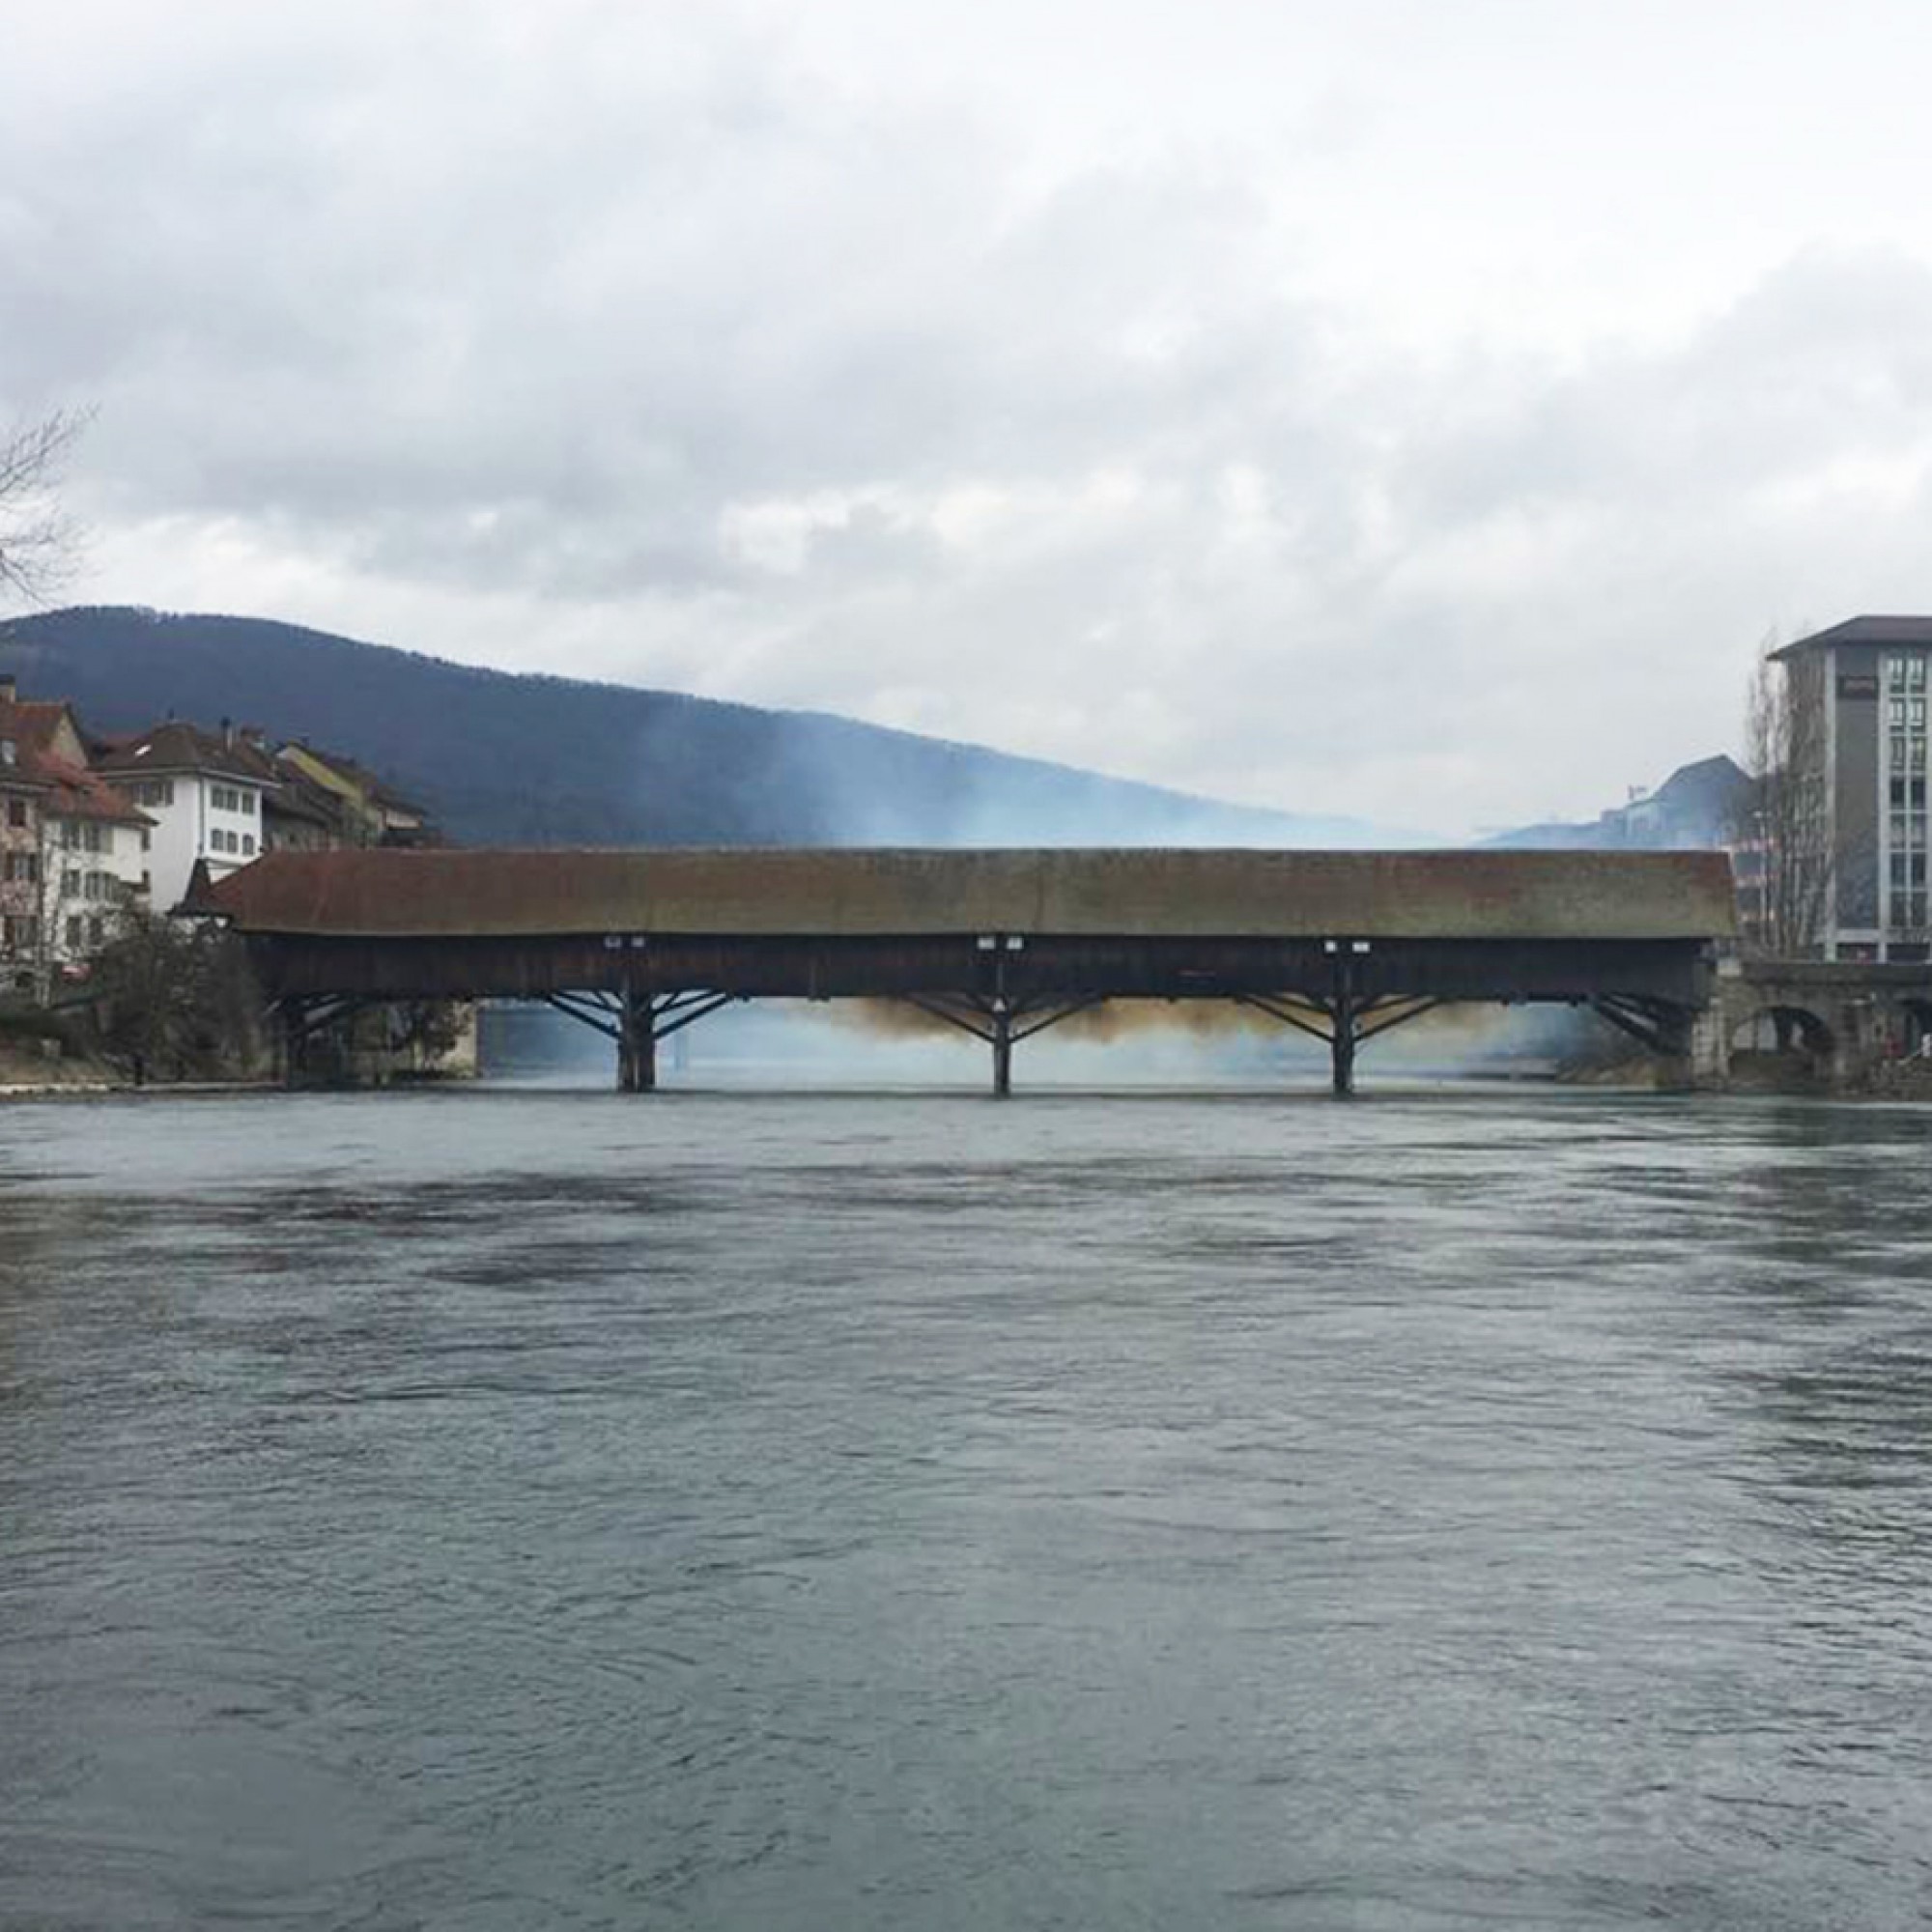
top-left (185, 846), bottom-right (1737, 1094)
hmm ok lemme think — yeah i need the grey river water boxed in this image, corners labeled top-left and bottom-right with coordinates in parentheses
top-left (3, 1083), bottom-right (1932, 1929)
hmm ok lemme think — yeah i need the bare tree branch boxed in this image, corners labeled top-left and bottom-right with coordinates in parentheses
top-left (0, 407), bottom-right (94, 605)
top-left (1735, 634), bottom-right (1834, 957)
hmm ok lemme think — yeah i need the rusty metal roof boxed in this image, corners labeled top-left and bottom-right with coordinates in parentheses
top-left (189, 847), bottom-right (1738, 942)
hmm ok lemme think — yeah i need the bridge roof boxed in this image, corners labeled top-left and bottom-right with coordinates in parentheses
top-left (190, 847), bottom-right (1737, 943)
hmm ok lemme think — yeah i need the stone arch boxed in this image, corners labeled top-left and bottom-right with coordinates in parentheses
top-left (1730, 1002), bottom-right (1836, 1066)
top-left (1899, 997), bottom-right (1932, 1058)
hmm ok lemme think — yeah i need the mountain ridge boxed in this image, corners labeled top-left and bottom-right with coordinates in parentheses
top-left (0, 606), bottom-right (1411, 849)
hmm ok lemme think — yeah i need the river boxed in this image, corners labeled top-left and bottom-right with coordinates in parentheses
top-left (2, 1084), bottom-right (1930, 1929)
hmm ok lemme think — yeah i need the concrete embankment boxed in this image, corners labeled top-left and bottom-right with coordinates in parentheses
top-left (0, 1042), bottom-right (119, 1094)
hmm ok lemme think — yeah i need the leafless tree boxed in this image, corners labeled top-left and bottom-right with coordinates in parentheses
top-left (92, 907), bottom-right (261, 1083)
top-left (0, 408), bottom-right (92, 604)
top-left (1736, 637), bottom-right (1833, 957)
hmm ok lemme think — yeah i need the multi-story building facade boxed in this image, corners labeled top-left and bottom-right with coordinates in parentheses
top-left (0, 680), bottom-right (154, 988)
top-left (91, 722), bottom-right (277, 913)
top-left (1769, 614), bottom-right (1932, 960)
top-left (276, 741), bottom-right (435, 846)
top-left (0, 726), bottom-right (48, 992)
top-left (39, 759), bottom-right (154, 967)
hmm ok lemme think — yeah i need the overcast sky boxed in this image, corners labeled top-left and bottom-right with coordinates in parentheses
top-left (8, 1), bottom-right (1932, 834)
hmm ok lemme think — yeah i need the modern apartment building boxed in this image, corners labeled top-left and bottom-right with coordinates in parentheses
top-left (1770, 614), bottom-right (1932, 960)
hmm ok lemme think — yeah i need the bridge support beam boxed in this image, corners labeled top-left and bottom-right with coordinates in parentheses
top-left (540, 987), bottom-right (735, 1092)
top-left (904, 992), bottom-right (1106, 1096)
top-left (273, 994), bottom-right (371, 1089)
top-left (1588, 995), bottom-right (1696, 1085)
top-left (1235, 981), bottom-right (1443, 1096)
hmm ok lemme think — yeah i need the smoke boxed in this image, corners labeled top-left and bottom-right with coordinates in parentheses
top-left (480, 987), bottom-right (1612, 1088)
top-left (843, 996), bottom-right (1289, 1042)
top-left (842, 994), bottom-right (1519, 1046)
top-left (724, 709), bottom-right (1437, 849)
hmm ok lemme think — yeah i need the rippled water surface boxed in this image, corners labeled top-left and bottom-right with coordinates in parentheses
top-left (3, 1085), bottom-right (1932, 1929)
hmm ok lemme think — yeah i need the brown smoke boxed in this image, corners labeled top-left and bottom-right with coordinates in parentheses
top-left (834, 996), bottom-right (1508, 1045)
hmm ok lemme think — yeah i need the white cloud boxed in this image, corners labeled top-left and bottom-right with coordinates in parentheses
top-left (13, 1), bottom-right (1932, 833)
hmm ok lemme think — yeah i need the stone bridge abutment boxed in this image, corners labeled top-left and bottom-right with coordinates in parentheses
top-left (1711, 960), bottom-right (1932, 1089)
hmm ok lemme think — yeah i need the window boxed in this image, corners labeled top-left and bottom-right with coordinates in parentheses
top-left (64, 916), bottom-right (82, 950)
top-left (1887, 671), bottom-right (1932, 939)
top-left (242, 791), bottom-right (256, 815)
top-left (61, 868), bottom-right (79, 897)
top-left (140, 829), bottom-right (151, 852)
top-left (87, 916), bottom-right (103, 947)
top-left (242, 834), bottom-right (255, 856)
top-left (5, 800), bottom-right (23, 828)
top-left (4, 852), bottom-right (37, 884)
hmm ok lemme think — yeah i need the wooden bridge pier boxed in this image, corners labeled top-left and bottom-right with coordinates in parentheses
top-left (616, 987), bottom-right (653, 1094)
top-left (272, 993), bottom-right (372, 1087)
top-left (536, 986), bottom-right (739, 1092)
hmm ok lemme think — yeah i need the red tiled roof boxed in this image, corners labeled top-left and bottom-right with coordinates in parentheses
top-left (34, 753), bottom-right (153, 827)
top-left (0, 697), bottom-right (78, 757)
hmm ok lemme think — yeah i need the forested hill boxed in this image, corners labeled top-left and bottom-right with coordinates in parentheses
top-left (0, 607), bottom-right (1381, 848)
